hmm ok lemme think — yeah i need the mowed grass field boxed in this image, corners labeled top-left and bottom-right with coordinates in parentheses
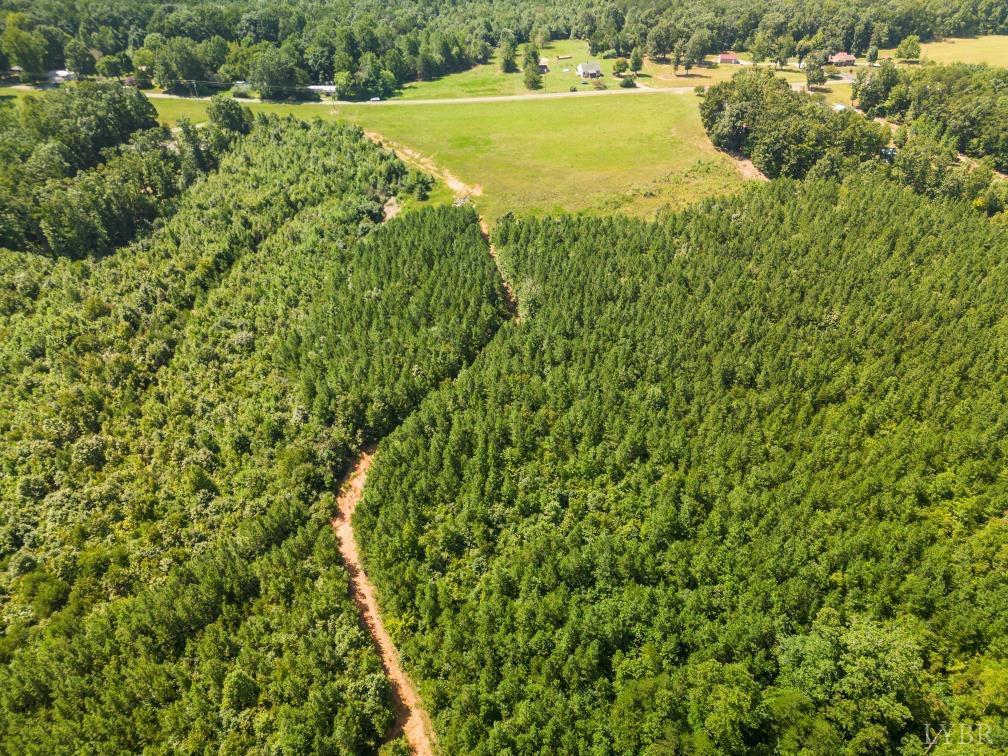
top-left (148, 91), bottom-right (747, 221)
top-left (886, 34), bottom-right (1008, 67)
top-left (397, 38), bottom-right (805, 99)
top-left (397, 39), bottom-right (632, 99)
top-left (333, 92), bottom-right (745, 221)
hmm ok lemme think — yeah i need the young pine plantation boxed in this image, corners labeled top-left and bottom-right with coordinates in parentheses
top-left (2, 2), bottom-right (1008, 751)
top-left (0, 114), bottom-right (508, 751)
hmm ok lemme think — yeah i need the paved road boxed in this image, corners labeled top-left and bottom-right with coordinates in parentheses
top-left (145, 85), bottom-right (698, 107)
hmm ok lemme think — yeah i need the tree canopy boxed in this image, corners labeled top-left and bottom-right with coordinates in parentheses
top-left (355, 176), bottom-right (1008, 753)
top-left (0, 116), bottom-right (507, 751)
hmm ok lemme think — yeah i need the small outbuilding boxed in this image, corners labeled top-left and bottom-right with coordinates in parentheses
top-left (576, 61), bottom-right (602, 78)
top-left (828, 52), bottom-right (856, 66)
top-left (48, 69), bottom-right (77, 83)
top-left (718, 52), bottom-right (740, 64)
top-left (539, 57), bottom-right (549, 73)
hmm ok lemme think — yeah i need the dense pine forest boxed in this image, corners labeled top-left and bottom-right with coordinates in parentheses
top-left (3, 0), bottom-right (1008, 748)
top-left (356, 176), bottom-right (1008, 753)
top-left (0, 83), bottom-right (251, 255)
top-left (0, 114), bottom-right (508, 750)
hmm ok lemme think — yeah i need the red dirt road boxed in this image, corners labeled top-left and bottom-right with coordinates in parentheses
top-left (332, 451), bottom-right (436, 755)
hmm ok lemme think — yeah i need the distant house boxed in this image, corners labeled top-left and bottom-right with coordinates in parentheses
top-left (539, 57), bottom-right (550, 73)
top-left (718, 52), bottom-right (740, 64)
top-left (576, 61), bottom-right (602, 78)
top-left (828, 52), bottom-right (856, 66)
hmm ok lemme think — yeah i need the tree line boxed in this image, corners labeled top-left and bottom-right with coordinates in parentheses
top-left (701, 68), bottom-right (1008, 216)
top-left (1, 82), bottom-right (254, 257)
top-left (3, 0), bottom-right (1006, 100)
top-left (1, 1), bottom-right (549, 100)
top-left (854, 61), bottom-right (1008, 173)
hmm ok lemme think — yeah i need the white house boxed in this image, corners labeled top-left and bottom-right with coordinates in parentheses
top-left (576, 61), bottom-right (602, 78)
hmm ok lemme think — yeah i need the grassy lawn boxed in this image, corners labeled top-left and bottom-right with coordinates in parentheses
top-left (331, 92), bottom-right (746, 222)
top-left (394, 39), bottom-right (806, 99)
top-left (643, 57), bottom-right (806, 89)
top-left (397, 39), bottom-right (635, 99)
top-left (395, 33), bottom-right (1008, 102)
top-left (0, 85), bottom-right (34, 104)
top-left (879, 35), bottom-right (1008, 67)
top-left (812, 82), bottom-right (854, 107)
top-left (147, 86), bottom-right (753, 223)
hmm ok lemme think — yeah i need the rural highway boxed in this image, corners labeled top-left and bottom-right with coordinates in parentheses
top-left (143, 83), bottom-right (699, 106)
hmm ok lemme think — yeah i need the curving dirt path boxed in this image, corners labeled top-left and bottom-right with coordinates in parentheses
top-left (363, 131), bottom-right (482, 198)
top-left (332, 452), bottom-right (436, 756)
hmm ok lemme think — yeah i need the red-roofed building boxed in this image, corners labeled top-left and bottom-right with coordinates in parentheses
top-left (719, 52), bottom-right (740, 64)
top-left (828, 52), bottom-right (856, 66)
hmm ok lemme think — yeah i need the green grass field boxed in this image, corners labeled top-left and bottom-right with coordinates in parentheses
top-left (332, 92), bottom-right (746, 222)
top-left (397, 39), bottom-right (634, 99)
top-left (0, 85), bottom-right (30, 103)
top-left (885, 34), bottom-right (1008, 67)
top-left (813, 82), bottom-right (854, 107)
top-left (147, 91), bottom-right (746, 222)
top-left (395, 39), bottom-right (806, 99)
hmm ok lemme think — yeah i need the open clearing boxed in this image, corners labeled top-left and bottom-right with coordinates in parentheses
top-left (397, 38), bottom-right (805, 100)
top-left (146, 90), bottom-right (749, 221)
top-left (334, 92), bottom-right (745, 221)
top-left (888, 34), bottom-right (1008, 67)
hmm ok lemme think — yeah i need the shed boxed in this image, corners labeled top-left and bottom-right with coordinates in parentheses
top-left (718, 52), bottom-right (740, 64)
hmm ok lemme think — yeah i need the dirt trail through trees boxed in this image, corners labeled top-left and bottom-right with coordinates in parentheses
top-left (479, 217), bottom-right (519, 320)
top-left (332, 451), bottom-right (436, 756)
top-left (361, 131), bottom-right (517, 317)
top-left (331, 147), bottom-right (519, 756)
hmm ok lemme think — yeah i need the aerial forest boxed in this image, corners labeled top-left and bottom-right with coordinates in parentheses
top-left (356, 176), bottom-right (1008, 754)
top-left (701, 67), bottom-right (1008, 215)
top-left (0, 114), bottom-right (508, 750)
top-left (2, 0), bottom-right (1008, 752)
